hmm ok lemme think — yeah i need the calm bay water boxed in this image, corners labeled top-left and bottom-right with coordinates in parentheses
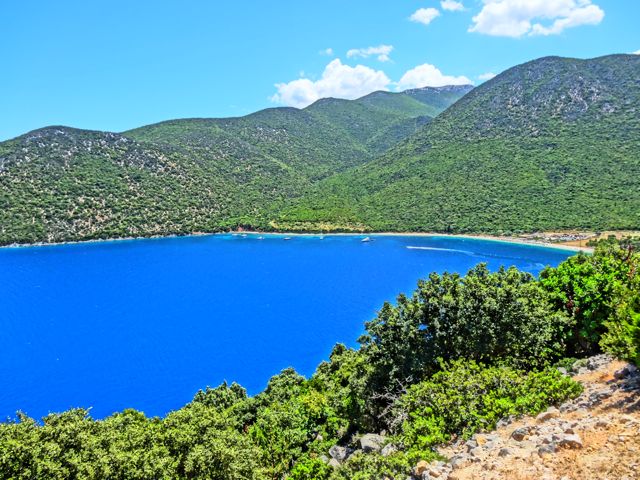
top-left (0, 234), bottom-right (574, 420)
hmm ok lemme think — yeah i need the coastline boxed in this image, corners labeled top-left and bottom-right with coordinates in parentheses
top-left (0, 230), bottom-right (595, 253)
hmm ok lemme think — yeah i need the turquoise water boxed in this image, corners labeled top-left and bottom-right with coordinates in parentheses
top-left (0, 234), bottom-right (574, 420)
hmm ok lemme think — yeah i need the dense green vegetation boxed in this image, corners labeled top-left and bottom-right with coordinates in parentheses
top-left (280, 55), bottom-right (640, 234)
top-left (0, 86), bottom-right (469, 245)
top-left (2, 238), bottom-right (638, 479)
top-left (2, 55), bottom-right (639, 246)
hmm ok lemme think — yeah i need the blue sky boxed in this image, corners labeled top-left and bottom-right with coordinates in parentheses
top-left (1, 0), bottom-right (638, 140)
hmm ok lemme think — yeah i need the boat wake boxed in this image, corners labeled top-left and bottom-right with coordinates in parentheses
top-left (406, 246), bottom-right (474, 255)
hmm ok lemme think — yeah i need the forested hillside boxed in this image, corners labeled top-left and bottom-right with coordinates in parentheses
top-left (0, 86), bottom-right (468, 245)
top-left (281, 55), bottom-right (640, 234)
top-left (1, 55), bottom-right (639, 245)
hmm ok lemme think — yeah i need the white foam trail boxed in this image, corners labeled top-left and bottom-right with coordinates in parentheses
top-left (406, 246), bottom-right (474, 255)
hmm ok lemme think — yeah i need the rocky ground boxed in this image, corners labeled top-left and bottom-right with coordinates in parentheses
top-left (414, 355), bottom-right (640, 480)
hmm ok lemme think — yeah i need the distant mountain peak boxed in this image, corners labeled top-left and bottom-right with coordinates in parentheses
top-left (402, 84), bottom-right (474, 95)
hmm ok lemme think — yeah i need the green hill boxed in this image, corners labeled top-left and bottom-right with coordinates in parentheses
top-left (280, 55), bottom-right (640, 234)
top-left (0, 86), bottom-right (468, 245)
top-left (2, 55), bottom-right (638, 245)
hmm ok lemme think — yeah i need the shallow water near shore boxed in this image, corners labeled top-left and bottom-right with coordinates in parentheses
top-left (0, 234), bottom-right (573, 420)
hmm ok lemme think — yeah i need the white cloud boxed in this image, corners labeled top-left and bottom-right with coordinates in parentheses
top-left (633, 50), bottom-right (640, 55)
top-left (441, 0), bottom-right (465, 12)
top-left (478, 72), bottom-right (497, 81)
top-left (270, 59), bottom-right (391, 108)
top-left (346, 45), bottom-right (394, 62)
top-left (469, 0), bottom-right (604, 38)
top-left (396, 64), bottom-right (473, 90)
top-left (319, 48), bottom-right (334, 56)
top-left (410, 7), bottom-right (441, 26)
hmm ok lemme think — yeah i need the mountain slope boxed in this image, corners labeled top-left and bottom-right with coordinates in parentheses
top-left (0, 127), bottom-right (309, 243)
top-left (0, 86), bottom-right (469, 245)
top-left (304, 85), bottom-right (473, 153)
top-left (280, 55), bottom-right (640, 234)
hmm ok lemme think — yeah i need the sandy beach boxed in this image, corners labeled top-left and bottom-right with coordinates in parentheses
top-left (6, 228), bottom-right (638, 252)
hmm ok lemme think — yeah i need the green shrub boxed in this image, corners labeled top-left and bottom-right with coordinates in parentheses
top-left (360, 264), bottom-right (569, 426)
top-left (396, 360), bottom-right (582, 458)
top-left (540, 240), bottom-right (639, 356)
top-left (289, 456), bottom-right (332, 480)
top-left (329, 451), bottom-right (414, 480)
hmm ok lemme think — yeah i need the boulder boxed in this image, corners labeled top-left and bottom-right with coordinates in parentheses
top-left (414, 460), bottom-right (429, 476)
top-left (538, 444), bottom-right (557, 457)
top-left (427, 464), bottom-right (444, 478)
top-left (450, 454), bottom-right (469, 470)
top-left (557, 434), bottom-right (583, 449)
top-left (359, 433), bottom-right (385, 453)
top-left (511, 427), bottom-right (530, 441)
top-left (536, 407), bottom-right (560, 423)
top-left (469, 447), bottom-right (484, 458)
top-left (614, 364), bottom-right (638, 379)
top-left (498, 447), bottom-right (513, 457)
top-left (328, 458), bottom-right (341, 469)
top-left (328, 445), bottom-right (350, 462)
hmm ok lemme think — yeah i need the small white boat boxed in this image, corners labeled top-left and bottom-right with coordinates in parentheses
top-left (319, 235), bottom-right (325, 240)
top-left (284, 237), bottom-right (292, 241)
top-left (257, 236), bottom-right (264, 240)
top-left (241, 234), bottom-right (248, 238)
top-left (361, 237), bottom-right (371, 242)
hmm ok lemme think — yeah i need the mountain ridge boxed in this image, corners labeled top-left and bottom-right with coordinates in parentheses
top-left (1, 54), bottom-right (638, 245)
top-left (0, 83), bottom-right (469, 244)
top-left (279, 54), bottom-right (640, 234)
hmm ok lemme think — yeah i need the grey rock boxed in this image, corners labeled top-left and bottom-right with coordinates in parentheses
top-left (427, 464), bottom-right (444, 478)
top-left (359, 433), bottom-right (385, 453)
top-left (469, 447), bottom-right (484, 458)
top-left (511, 427), bottom-right (530, 441)
top-left (381, 443), bottom-right (397, 457)
top-left (558, 434), bottom-right (583, 449)
top-left (328, 458), bottom-right (341, 469)
top-left (450, 454), bottom-right (469, 470)
top-left (589, 390), bottom-right (612, 403)
top-left (615, 364), bottom-right (639, 379)
top-left (319, 455), bottom-right (329, 464)
top-left (571, 359), bottom-right (588, 372)
top-left (536, 407), bottom-right (560, 423)
top-left (328, 445), bottom-right (350, 462)
top-left (586, 354), bottom-right (613, 371)
top-left (538, 444), bottom-right (558, 456)
top-left (498, 447), bottom-right (513, 457)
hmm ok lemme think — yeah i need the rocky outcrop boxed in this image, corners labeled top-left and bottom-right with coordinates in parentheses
top-left (359, 433), bottom-right (386, 453)
top-left (327, 434), bottom-right (388, 468)
top-left (411, 356), bottom-right (640, 480)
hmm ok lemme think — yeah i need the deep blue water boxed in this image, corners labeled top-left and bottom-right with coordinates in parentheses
top-left (0, 234), bottom-right (574, 420)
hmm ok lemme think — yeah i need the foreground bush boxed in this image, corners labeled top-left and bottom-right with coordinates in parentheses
top-left (396, 360), bottom-right (582, 461)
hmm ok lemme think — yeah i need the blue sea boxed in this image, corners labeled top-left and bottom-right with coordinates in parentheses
top-left (0, 234), bottom-right (574, 420)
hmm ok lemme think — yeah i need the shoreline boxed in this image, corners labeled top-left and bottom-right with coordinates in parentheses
top-left (1, 230), bottom-right (595, 253)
